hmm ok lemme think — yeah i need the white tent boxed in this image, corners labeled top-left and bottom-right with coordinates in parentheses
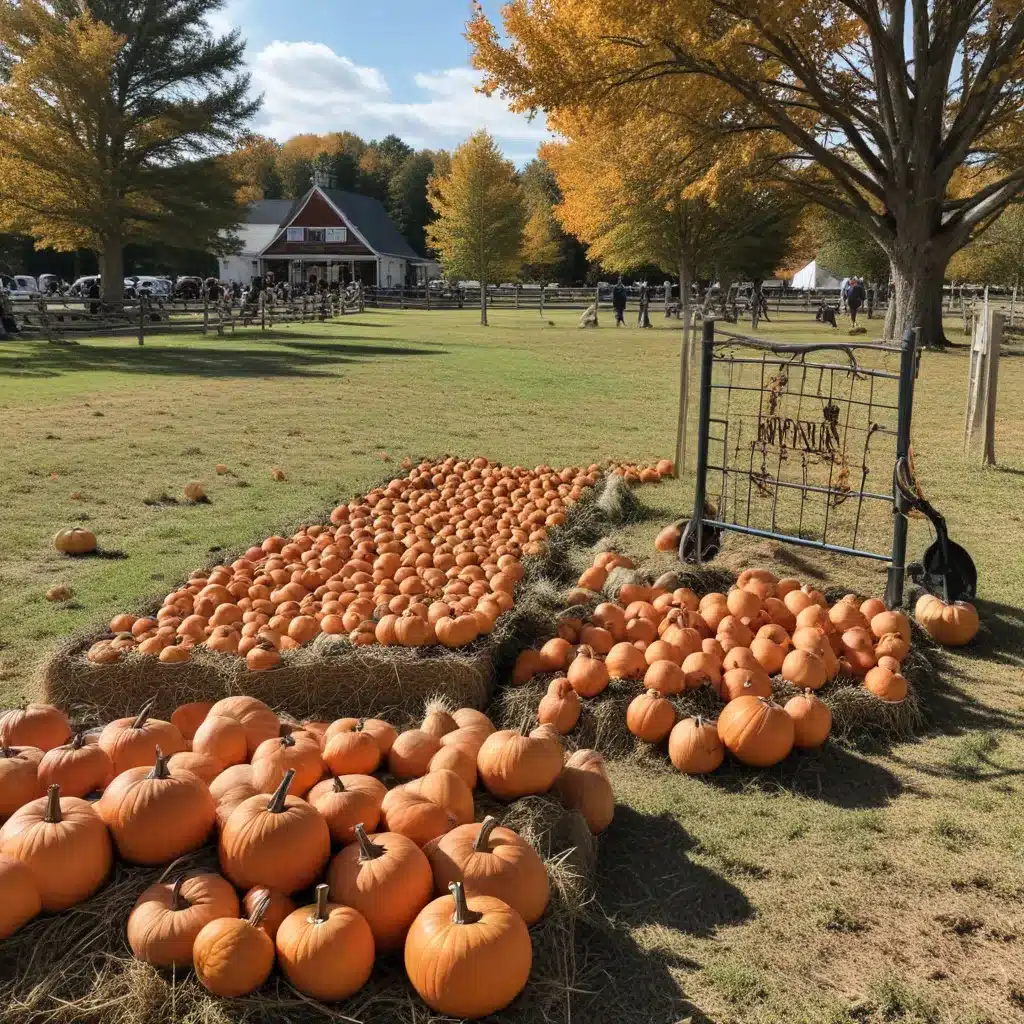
top-left (790, 260), bottom-right (841, 291)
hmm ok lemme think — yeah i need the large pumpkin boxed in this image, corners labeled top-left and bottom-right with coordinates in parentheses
top-left (0, 704), bottom-right (71, 752)
top-left (553, 750), bottom-right (614, 834)
top-left (566, 646), bottom-right (609, 697)
top-left (0, 784), bottom-right (112, 910)
top-left (36, 733), bottom-right (114, 798)
top-left (0, 745), bottom-right (43, 819)
top-left (404, 882), bottom-right (532, 1019)
top-left (914, 594), bottom-right (979, 646)
top-left (784, 690), bottom-right (832, 748)
top-left (326, 824), bottom-right (433, 952)
top-left (128, 872), bottom-right (240, 967)
top-left (668, 716), bottom-right (724, 774)
top-left (325, 716), bottom-right (397, 756)
top-left (97, 701), bottom-right (185, 775)
top-left (192, 894), bottom-right (275, 997)
top-left (863, 665), bottom-right (909, 702)
top-left (626, 690), bottom-right (676, 743)
top-left (219, 769), bottom-right (331, 892)
top-left (307, 774), bottom-right (386, 845)
top-left (406, 767), bottom-right (475, 825)
top-left (275, 884), bottom-right (375, 1001)
top-left (717, 696), bottom-right (794, 767)
top-left (0, 855), bottom-right (42, 940)
top-left (426, 815), bottom-right (549, 925)
top-left (476, 730), bottom-right (563, 800)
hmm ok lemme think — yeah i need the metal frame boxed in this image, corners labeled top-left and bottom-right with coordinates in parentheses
top-left (684, 320), bottom-right (918, 607)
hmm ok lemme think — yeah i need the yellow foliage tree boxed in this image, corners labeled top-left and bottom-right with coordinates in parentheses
top-left (426, 131), bottom-right (524, 325)
top-left (469, 1), bottom-right (1024, 347)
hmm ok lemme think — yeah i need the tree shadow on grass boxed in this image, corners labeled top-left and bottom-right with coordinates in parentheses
top-left (0, 337), bottom-right (443, 379)
top-left (571, 805), bottom-right (747, 1024)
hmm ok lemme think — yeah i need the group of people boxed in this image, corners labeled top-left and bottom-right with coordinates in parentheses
top-left (816, 276), bottom-right (868, 330)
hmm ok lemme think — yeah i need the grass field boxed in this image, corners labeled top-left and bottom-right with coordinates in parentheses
top-left (2, 308), bottom-right (1023, 1023)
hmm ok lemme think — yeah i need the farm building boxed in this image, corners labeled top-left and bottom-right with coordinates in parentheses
top-left (218, 184), bottom-right (440, 289)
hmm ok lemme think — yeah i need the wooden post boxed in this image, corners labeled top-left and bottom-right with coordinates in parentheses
top-left (400, 281), bottom-right (405, 309)
top-left (981, 310), bottom-right (1004, 466)
top-left (965, 292), bottom-right (1004, 466)
top-left (138, 296), bottom-right (145, 346)
top-left (261, 292), bottom-right (265, 331)
top-left (425, 278), bottom-right (431, 310)
top-left (515, 284), bottom-right (520, 309)
top-left (1011, 282), bottom-right (1017, 328)
top-left (539, 283), bottom-right (544, 317)
top-left (202, 292), bottom-right (208, 335)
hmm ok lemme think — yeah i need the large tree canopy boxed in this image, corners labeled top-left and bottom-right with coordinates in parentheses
top-left (469, 1), bottom-right (1024, 345)
top-left (0, 0), bottom-right (256, 301)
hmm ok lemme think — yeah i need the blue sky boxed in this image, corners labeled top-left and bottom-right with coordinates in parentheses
top-left (207, 0), bottom-right (550, 163)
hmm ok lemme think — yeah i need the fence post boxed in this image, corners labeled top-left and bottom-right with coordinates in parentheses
top-left (981, 311), bottom-right (1004, 466)
top-left (261, 293), bottom-right (265, 331)
top-left (400, 282), bottom-right (405, 309)
top-left (425, 280), bottom-right (431, 311)
top-left (515, 284), bottom-right (520, 310)
top-left (681, 319), bottom-right (716, 565)
top-left (202, 293), bottom-right (208, 335)
top-left (138, 296), bottom-right (145, 346)
top-left (539, 284), bottom-right (544, 318)
top-left (886, 326), bottom-right (918, 608)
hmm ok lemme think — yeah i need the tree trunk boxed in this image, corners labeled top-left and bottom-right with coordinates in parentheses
top-left (890, 256), bottom-right (949, 349)
top-left (480, 279), bottom-right (488, 326)
top-left (99, 235), bottom-right (124, 308)
top-left (673, 255), bottom-right (692, 477)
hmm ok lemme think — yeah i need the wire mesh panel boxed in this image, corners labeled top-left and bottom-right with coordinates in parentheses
top-left (682, 322), bottom-right (918, 606)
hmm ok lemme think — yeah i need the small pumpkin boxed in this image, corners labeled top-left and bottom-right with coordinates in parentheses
top-left (243, 885), bottom-right (295, 940)
top-left (913, 595), bottom-right (979, 647)
top-left (781, 649), bottom-right (826, 690)
top-left (252, 733), bottom-right (325, 797)
top-left (0, 784), bottom-right (112, 910)
top-left (717, 696), bottom-right (794, 767)
top-left (537, 677), bottom-right (581, 734)
top-left (170, 701), bottom-right (214, 746)
top-left (206, 696), bottom-right (280, 757)
top-left (325, 716), bottom-right (397, 756)
top-left (511, 649), bottom-right (543, 685)
top-left (477, 730), bottom-right (563, 800)
top-left (567, 646), bottom-right (609, 697)
top-left (429, 743), bottom-right (478, 788)
top-left (425, 815), bottom-right (549, 925)
top-left (307, 774), bottom-right (386, 845)
top-left (326, 824), bottom-right (434, 952)
top-left (681, 651), bottom-right (722, 689)
top-left (0, 704), bottom-right (71, 752)
top-left (128, 872), bottom-right (240, 967)
top-left (655, 523), bottom-right (682, 553)
top-left (406, 767), bottom-right (474, 826)
top-left (275, 883), bottom-right (375, 1001)
top-left (388, 729), bottom-right (440, 778)
top-left (97, 701), bottom-right (186, 775)
top-left (538, 637), bottom-right (574, 672)
top-left (54, 527), bottom-right (97, 555)
top-left (192, 893), bottom-right (275, 997)
top-left (0, 745), bottom-right (43, 819)
top-left (668, 716), bottom-right (724, 774)
top-left (167, 750), bottom-right (223, 785)
top-left (626, 690), bottom-right (676, 743)
top-left (452, 708), bottom-right (495, 735)
top-left (0, 855), bottom-right (41, 940)
top-left (644, 659), bottom-right (685, 695)
top-left (192, 714), bottom-right (248, 767)
top-left (380, 787), bottom-right (456, 846)
top-left (404, 882), bottom-right (532, 1019)
top-left (716, 667), bottom-right (773, 702)
top-left (553, 750), bottom-right (614, 834)
top-left (36, 733), bottom-right (114, 798)
top-left (863, 666), bottom-right (909, 702)
top-left (784, 690), bottom-right (832, 748)
top-left (871, 609), bottom-right (912, 643)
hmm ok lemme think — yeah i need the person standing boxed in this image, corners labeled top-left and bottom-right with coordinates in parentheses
top-left (637, 281), bottom-right (651, 327)
top-left (848, 276), bottom-right (866, 330)
top-left (612, 276), bottom-right (627, 326)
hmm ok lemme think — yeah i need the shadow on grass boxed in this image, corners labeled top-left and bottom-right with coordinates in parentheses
top-left (0, 336), bottom-right (443, 379)
top-left (571, 805), bottom-right (744, 1024)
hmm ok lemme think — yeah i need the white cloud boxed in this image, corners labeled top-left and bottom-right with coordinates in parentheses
top-left (248, 40), bottom-right (549, 161)
top-left (205, 0), bottom-right (250, 38)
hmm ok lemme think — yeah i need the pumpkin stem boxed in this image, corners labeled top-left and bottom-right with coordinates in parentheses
top-left (331, 775), bottom-right (345, 793)
top-left (147, 747), bottom-right (170, 779)
top-left (170, 876), bottom-right (188, 911)
top-left (248, 892), bottom-right (271, 927)
top-left (448, 881), bottom-right (482, 926)
top-left (280, 733), bottom-right (295, 749)
top-left (132, 699), bottom-right (155, 730)
top-left (312, 883), bottom-right (329, 923)
top-left (267, 769), bottom-right (295, 812)
top-left (0, 746), bottom-right (11, 758)
top-left (44, 784), bottom-right (62, 824)
top-left (354, 823), bottom-right (384, 861)
top-left (472, 816), bottom-right (499, 853)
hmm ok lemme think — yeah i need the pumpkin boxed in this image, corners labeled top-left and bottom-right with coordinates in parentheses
top-left (626, 690), bottom-right (676, 743)
top-left (0, 745), bottom-right (43, 819)
top-left (863, 666), bottom-right (909, 702)
top-left (781, 649), bottom-right (827, 690)
top-left (553, 750), bottom-right (614, 834)
top-left (861, 597), bottom-right (887, 620)
top-left (749, 637), bottom-right (786, 674)
top-left (0, 785), bottom-right (112, 910)
top-left (191, 714), bottom-right (248, 767)
top-left (252, 733), bottom-right (325, 797)
top-left (406, 768), bottom-right (474, 826)
top-left (537, 677), bottom-right (581, 734)
top-left (914, 595), bottom-right (979, 646)
top-left (601, 641), bottom-right (646, 681)
top-left (380, 787), bottom-right (456, 846)
top-left (452, 708), bottom-right (495, 735)
top-left (0, 704), bottom-right (71, 752)
top-left (326, 824), bottom-right (434, 952)
top-left (167, 751), bottom-right (223, 785)
top-left (875, 632), bottom-right (910, 662)
top-left (784, 691), bottom-right (832, 748)
top-left (247, 643), bottom-right (281, 671)
top-left (219, 769), bottom-right (331, 892)
top-left (841, 626), bottom-right (878, 676)
top-left (655, 523), bottom-right (682, 553)
top-left (209, 763), bottom-right (254, 803)
top-left (577, 565), bottom-right (608, 591)
top-left (716, 667), bottom-right (773, 702)
top-left (98, 748), bottom-right (215, 865)
top-left (97, 701), bottom-right (185, 775)
top-left (644, 639), bottom-right (682, 666)
top-left (642, 659), bottom-right (684, 696)
top-left (405, 882), bottom-right (532, 1018)
top-left (762, 597), bottom-right (797, 632)
top-left (668, 717), bottom-right (724, 774)
top-left (170, 701), bottom-right (214, 746)
top-left (275, 883), bottom-right (375, 1001)
top-left (54, 527), bottom-right (97, 555)
top-left (325, 716), bottom-right (397, 756)
top-left (389, 729), bottom-right (440, 778)
top-left (538, 637), bottom-right (574, 672)
top-left (425, 815), bottom-right (549, 925)
top-left (435, 614), bottom-right (480, 648)
top-left (591, 602), bottom-right (627, 640)
top-left (579, 624), bottom-right (615, 654)
top-left (0, 855), bottom-right (41, 940)
top-left (871, 609), bottom-right (913, 643)
top-left (420, 705), bottom-right (459, 742)
top-left (717, 696), bottom-right (794, 767)
top-left (440, 726), bottom-right (489, 759)
top-left (307, 774), bottom-right (386, 845)
top-left (477, 730), bottom-right (563, 800)
top-left (682, 652), bottom-right (722, 689)
top-left (192, 893), bottom-right (275, 997)
top-left (243, 885), bottom-right (296, 940)
top-left (829, 598), bottom-right (868, 632)
top-left (127, 872), bottom-right (240, 967)
top-left (206, 696), bottom-right (280, 757)
top-left (429, 744), bottom-right (478, 788)
top-left (567, 646), bottom-right (609, 697)
top-left (36, 733), bottom-right (113, 798)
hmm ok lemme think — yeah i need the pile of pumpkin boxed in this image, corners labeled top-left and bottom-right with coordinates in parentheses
top-left (607, 458), bottom-right (674, 485)
top-left (0, 695), bottom-right (611, 1018)
top-left (83, 458), bottom-right (612, 670)
top-left (512, 562), bottom-right (925, 771)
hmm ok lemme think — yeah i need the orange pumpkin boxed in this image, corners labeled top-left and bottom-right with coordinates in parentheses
top-left (644, 659), bottom-right (685, 695)
top-left (192, 714), bottom-right (248, 767)
top-left (477, 730), bottom-right (563, 800)
top-left (0, 745), bottom-right (43, 819)
top-left (205, 696), bottom-right (280, 757)
top-left (717, 696), bottom-right (794, 767)
top-left (626, 690), bottom-right (676, 743)
top-left (243, 885), bottom-right (295, 941)
top-left (252, 733), bottom-right (325, 797)
top-left (781, 649), bottom-right (826, 690)
top-left (553, 749), bottom-right (614, 834)
top-left (537, 677), bottom-right (581, 734)
top-left (170, 701), bottom-right (214, 746)
top-left (0, 855), bottom-right (42, 940)
top-left (97, 701), bottom-right (185, 774)
top-left (863, 666), bottom-right (909, 702)
top-left (913, 595), bottom-right (978, 646)
top-left (192, 895), bottom-right (275, 997)
top-left (567, 646), bottom-right (609, 697)
top-left (388, 729), bottom-right (440, 778)
top-left (668, 716), bottom-right (724, 774)
top-left (36, 733), bottom-right (113, 798)
top-left (0, 704), bottom-right (71, 752)
top-left (784, 691), bottom-right (832, 748)
top-left (307, 774), bottom-right (386, 845)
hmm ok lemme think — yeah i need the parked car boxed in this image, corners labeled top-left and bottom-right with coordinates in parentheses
top-left (69, 276), bottom-right (101, 297)
top-left (125, 276), bottom-right (172, 298)
top-left (0, 274), bottom-right (40, 298)
top-left (174, 276), bottom-right (203, 299)
top-left (37, 274), bottom-right (64, 295)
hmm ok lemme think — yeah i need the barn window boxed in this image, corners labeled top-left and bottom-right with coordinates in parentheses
top-left (286, 227), bottom-right (303, 242)
top-left (326, 227), bottom-right (348, 243)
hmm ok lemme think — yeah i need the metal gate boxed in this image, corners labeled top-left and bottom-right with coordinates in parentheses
top-left (681, 322), bottom-right (919, 607)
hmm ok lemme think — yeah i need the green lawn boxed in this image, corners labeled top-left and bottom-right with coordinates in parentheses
top-left (1, 307), bottom-right (1023, 1023)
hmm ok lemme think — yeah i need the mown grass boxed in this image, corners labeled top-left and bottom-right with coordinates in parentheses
top-left (1, 306), bottom-right (1023, 1023)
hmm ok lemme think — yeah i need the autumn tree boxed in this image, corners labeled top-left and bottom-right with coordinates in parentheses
top-left (225, 133), bottom-right (283, 204)
top-left (0, 0), bottom-right (256, 302)
top-left (427, 131), bottom-right (524, 325)
top-left (948, 203), bottom-right (1024, 291)
top-left (470, 2), bottom-right (1024, 348)
top-left (520, 160), bottom-right (562, 286)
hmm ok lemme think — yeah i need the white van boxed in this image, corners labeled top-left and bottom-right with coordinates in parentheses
top-left (0, 274), bottom-right (40, 298)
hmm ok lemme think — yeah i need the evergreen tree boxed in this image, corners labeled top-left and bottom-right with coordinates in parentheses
top-left (388, 151), bottom-right (435, 255)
